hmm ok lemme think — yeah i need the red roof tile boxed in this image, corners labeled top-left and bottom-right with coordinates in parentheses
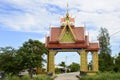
top-left (50, 27), bottom-right (61, 43)
top-left (73, 27), bottom-right (85, 42)
top-left (70, 18), bottom-right (75, 22)
top-left (60, 17), bottom-right (75, 23)
top-left (49, 26), bottom-right (85, 43)
top-left (87, 43), bottom-right (99, 51)
top-left (60, 18), bottom-right (65, 23)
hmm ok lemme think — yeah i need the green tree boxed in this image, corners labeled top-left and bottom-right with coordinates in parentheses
top-left (114, 53), bottom-right (120, 72)
top-left (17, 39), bottom-right (48, 78)
top-left (68, 62), bottom-right (79, 72)
top-left (98, 27), bottom-right (111, 55)
top-left (0, 47), bottom-right (21, 75)
top-left (98, 27), bottom-right (113, 71)
top-left (59, 61), bottom-right (66, 68)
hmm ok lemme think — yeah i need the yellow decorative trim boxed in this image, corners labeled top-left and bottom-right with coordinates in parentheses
top-left (68, 23), bottom-right (76, 40)
top-left (58, 24), bottom-right (67, 41)
top-left (58, 22), bottom-right (76, 42)
top-left (60, 27), bottom-right (75, 43)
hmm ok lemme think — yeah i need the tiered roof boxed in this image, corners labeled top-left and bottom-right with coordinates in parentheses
top-left (45, 12), bottom-right (99, 51)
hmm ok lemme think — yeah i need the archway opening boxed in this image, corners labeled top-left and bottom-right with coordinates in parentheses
top-left (87, 51), bottom-right (93, 71)
top-left (55, 52), bottom-right (80, 73)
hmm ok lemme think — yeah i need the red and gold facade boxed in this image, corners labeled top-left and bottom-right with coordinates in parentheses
top-left (45, 12), bottom-right (99, 75)
top-left (46, 14), bottom-right (99, 51)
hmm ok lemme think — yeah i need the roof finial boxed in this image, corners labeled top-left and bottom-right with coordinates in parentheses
top-left (66, 3), bottom-right (69, 17)
top-left (67, 3), bottom-right (68, 14)
top-left (66, 3), bottom-right (69, 21)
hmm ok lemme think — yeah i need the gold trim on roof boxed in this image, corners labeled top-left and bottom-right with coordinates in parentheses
top-left (58, 22), bottom-right (76, 42)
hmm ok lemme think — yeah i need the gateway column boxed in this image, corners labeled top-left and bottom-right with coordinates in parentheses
top-left (78, 50), bottom-right (88, 72)
top-left (47, 50), bottom-right (56, 74)
top-left (92, 51), bottom-right (98, 72)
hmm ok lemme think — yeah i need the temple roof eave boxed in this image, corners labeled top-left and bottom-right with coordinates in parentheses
top-left (45, 37), bottom-right (99, 51)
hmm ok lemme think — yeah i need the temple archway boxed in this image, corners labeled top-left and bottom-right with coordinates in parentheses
top-left (45, 11), bottom-right (99, 75)
top-left (55, 52), bottom-right (80, 73)
top-left (55, 52), bottom-right (80, 66)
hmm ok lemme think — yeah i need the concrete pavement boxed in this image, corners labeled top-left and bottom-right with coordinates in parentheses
top-left (55, 72), bottom-right (79, 80)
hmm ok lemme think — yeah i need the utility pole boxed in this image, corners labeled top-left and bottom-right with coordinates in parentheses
top-left (65, 56), bottom-right (67, 73)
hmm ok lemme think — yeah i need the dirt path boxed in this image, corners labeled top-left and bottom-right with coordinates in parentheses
top-left (55, 72), bottom-right (79, 80)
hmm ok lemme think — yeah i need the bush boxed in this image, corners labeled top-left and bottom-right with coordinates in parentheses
top-left (55, 68), bottom-right (61, 74)
top-left (36, 75), bottom-right (53, 80)
top-left (80, 72), bottom-right (120, 80)
top-left (2, 74), bottom-right (53, 80)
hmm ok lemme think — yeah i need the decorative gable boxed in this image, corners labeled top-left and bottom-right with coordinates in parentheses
top-left (58, 12), bottom-right (76, 43)
top-left (60, 26), bottom-right (75, 43)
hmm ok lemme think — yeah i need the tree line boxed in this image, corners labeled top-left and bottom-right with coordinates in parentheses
top-left (0, 39), bottom-right (48, 77)
top-left (98, 27), bottom-right (120, 72)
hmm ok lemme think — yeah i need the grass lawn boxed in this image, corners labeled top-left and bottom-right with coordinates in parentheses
top-left (80, 72), bottom-right (120, 80)
top-left (1, 74), bottom-right (53, 80)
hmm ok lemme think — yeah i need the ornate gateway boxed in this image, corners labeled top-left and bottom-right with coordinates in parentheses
top-left (45, 11), bottom-right (99, 75)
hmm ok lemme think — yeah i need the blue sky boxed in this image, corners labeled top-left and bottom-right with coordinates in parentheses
top-left (0, 0), bottom-right (120, 66)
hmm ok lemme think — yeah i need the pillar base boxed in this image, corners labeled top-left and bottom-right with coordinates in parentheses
top-left (86, 71), bottom-right (98, 75)
top-left (80, 71), bottom-right (98, 76)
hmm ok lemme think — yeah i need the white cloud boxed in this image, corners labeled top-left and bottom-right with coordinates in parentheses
top-left (0, 0), bottom-right (120, 55)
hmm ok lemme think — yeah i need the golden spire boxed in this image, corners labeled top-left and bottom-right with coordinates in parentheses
top-left (66, 3), bottom-right (69, 17)
top-left (66, 3), bottom-right (68, 15)
top-left (66, 3), bottom-right (69, 21)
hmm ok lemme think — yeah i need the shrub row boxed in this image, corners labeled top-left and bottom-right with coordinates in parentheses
top-left (80, 72), bottom-right (120, 80)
